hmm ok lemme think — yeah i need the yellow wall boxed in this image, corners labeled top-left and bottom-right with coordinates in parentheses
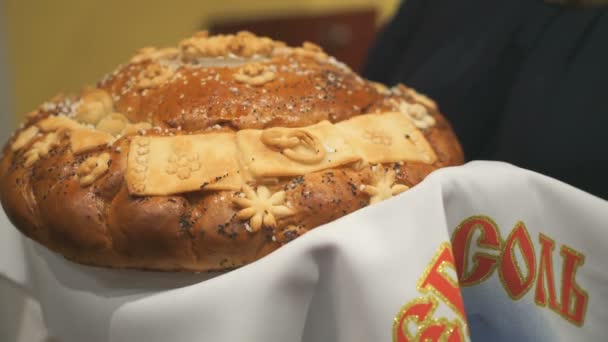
top-left (4, 0), bottom-right (399, 122)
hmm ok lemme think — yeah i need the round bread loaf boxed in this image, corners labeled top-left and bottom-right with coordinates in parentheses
top-left (0, 31), bottom-right (463, 271)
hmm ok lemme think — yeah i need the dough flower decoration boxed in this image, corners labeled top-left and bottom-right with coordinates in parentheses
top-left (363, 165), bottom-right (410, 204)
top-left (234, 63), bottom-right (276, 86)
top-left (233, 185), bottom-right (293, 232)
top-left (11, 126), bottom-right (40, 151)
top-left (398, 100), bottom-right (436, 130)
top-left (363, 128), bottom-right (392, 146)
top-left (402, 85), bottom-right (438, 110)
top-left (77, 152), bottom-right (111, 186)
top-left (23, 132), bottom-right (60, 167)
top-left (137, 63), bottom-right (174, 89)
top-left (166, 152), bottom-right (201, 180)
top-left (75, 89), bottom-right (114, 125)
top-left (408, 103), bottom-right (436, 130)
top-left (130, 47), bottom-right (179, 64)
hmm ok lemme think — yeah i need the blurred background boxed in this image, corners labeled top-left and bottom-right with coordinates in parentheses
top-left (1, 0), bottom-right (399, 126)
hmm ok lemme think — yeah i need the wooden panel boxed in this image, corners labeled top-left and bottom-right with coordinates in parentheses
top-left (210, 9), bottom-right (377, 72)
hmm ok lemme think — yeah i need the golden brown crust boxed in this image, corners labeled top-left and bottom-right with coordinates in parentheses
top-left (0, 32), bottom-right (463, 272)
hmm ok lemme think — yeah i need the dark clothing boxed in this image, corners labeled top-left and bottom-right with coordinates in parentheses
top-left (364, 0), bottom-right (608, 199)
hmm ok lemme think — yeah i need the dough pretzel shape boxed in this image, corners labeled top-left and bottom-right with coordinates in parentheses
top-left (261, 128), bottom-right (326, 164)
